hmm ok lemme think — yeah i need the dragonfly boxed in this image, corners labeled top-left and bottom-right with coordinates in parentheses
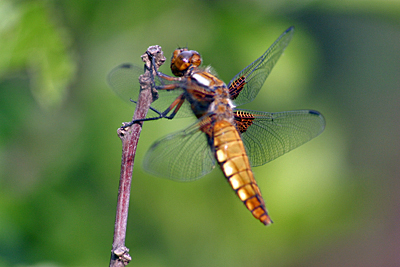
top-left (108, 26), bottom-right (325, 225)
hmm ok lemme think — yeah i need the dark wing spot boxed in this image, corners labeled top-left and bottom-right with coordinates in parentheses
top-left (234, 110), bottom-right (255, 133)
top-left (229, 76), bottom-right (246, 100)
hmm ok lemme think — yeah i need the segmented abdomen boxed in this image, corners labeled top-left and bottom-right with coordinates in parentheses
top-left (212, 120), bottom-right (272, 225)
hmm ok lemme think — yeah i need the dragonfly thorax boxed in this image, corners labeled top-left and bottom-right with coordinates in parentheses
top-left (183, 66), bottom-right (233, 121)
top-left (209, 98), bottom-right (235, 123)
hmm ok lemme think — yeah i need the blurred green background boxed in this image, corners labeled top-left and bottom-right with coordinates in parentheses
top-left (1, 0), bottom-right (399, 266)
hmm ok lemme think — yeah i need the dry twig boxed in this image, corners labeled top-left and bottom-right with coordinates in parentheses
top-left (109, 46), bottom-right (165, 267)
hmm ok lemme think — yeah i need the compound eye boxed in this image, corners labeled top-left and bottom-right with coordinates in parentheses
top-left (189, 51), bottom-right (202, 67)
top-left (179, 51), bottom-right (192, 62)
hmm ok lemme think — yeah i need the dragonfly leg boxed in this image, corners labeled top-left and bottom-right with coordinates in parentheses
top-left (129, 99), bottom-right (163, 116)
top-left (122, 93), bottom-right (186, 128)
top-left (155, 71), bottom-right (182, 82)
top-left (154, 83), bottom-right (181, 91)
top-left (160, 93), bottom-right (185, 119)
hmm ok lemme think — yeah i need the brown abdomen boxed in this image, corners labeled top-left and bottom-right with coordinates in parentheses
top-left (213, 120), bottom-right (272, 225)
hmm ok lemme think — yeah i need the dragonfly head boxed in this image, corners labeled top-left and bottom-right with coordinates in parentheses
top-left (170, 48), bottom-right (202, 76)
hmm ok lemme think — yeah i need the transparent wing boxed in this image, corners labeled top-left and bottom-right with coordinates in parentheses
top-left (107, 63), bottom-right (194, 118)
top-left (234, 109), bottom-right (325, 167)
top-left (143, 119), bottom-right (216, 181)
top-left (228, 27), bottom-right (295, 106)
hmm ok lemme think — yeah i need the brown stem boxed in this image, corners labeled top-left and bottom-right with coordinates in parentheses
top-left (109, 46), bottom-right (165, 267)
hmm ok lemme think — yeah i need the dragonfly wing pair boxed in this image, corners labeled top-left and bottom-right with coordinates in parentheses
top-left (143, 109), bottom-right (324, 181)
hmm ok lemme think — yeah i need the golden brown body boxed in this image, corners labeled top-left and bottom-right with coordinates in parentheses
top-left (213, 120), bottom-right (272, 225)
top-left (163, 48), bottom-right (273, 225)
